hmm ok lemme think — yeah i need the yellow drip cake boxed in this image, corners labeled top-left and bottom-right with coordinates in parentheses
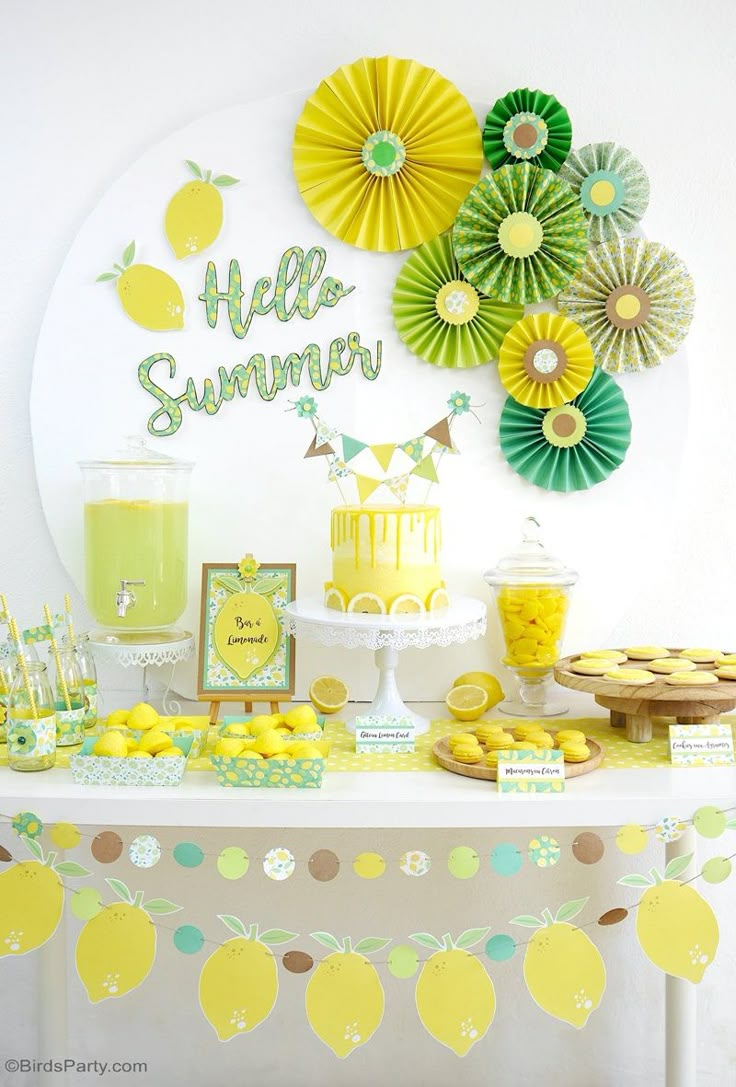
top-left (324, 505), bottom-right (448, 615)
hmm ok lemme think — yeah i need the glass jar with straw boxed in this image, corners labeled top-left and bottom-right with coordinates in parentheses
top-left (6, 618), bottom-right (56, 771)
top-left (61, 595), bottom-right (98, 730)
top-left (52, 646), bottom-right (86, 746)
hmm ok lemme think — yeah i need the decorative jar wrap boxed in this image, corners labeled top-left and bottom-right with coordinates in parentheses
top-left (0, 695), bottom-right (7, 744)
top-left (70, 734), bottom-right (193, 786)
top-left (83, 681), bottom-right (98, 729)
top-left (55, 701), bottom-right (86, 746)
top-left (6, 713), bottom-right (57, 762)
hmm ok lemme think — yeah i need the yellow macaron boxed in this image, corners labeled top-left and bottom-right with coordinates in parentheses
top-left (555, 729), bottom-right (587, 745)
top-left (559, 741), bottom-right (591, 763)
top-left (513, 723), bottom-right (546, 741)
top-left (484, 732), bottom-right (515, 751)
top-left (484, 750), bottom-right (501, 768)
top-left (452, 744), bottom-right (484, 764)
top-left (679, 648), bottom-right (721, 663)
top-left (531, 732), bottom-right (555, 749)
top-left (604, 668), bottom-right (656, 685)
top-left (448, 732), bottom-right (479, 749)
top-left (666, 671), bottom-right (719, 686)
top-left (509, 740), bottom-right (538, 751)
top-left (580, 650), bottom-right (628, 664)
top-left (474, 723), bottom-right (505, 744)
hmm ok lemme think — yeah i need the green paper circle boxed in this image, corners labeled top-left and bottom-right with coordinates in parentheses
top-left (490, 843), bottom-right (522, 876)
top-left (448, 846), bottom-right (479, 879)
top-left (12, 811), bottom-right (43, 839)
top-left (693, 806), bottom-right (727, 839)
top-left (174, 924), bottom-right (205, 954)
top-left (486, 934), bottom-right (516, 962)
top-left (361, 130), bottom-right (406, 177)
top-left (71, 887), bottom-right (102, 922)
top-left (527, 835), bottom-right (560, 868)
top-left (217, 846), bottom-right (249, 880)
top-left (580, 170), bottom-right (625, 217)
top-left (616, 823), bottom-right (648, 855)
top-left (173, 842), bottom-right (205, 868)
top-left (388, 945), bottom-right (419, 979)
top-left (702, 857), bottom-right (732, 884)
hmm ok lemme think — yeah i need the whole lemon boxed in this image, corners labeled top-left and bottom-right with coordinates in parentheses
top-left (93, 732), bottom-right (129, 758)
top-left (76, 901), bottom-right (155, 1002)
top-left (124, 736), bottom-right (139, 752)
top-left (523, 921), bottom-right (605, 1027)
top-left (285, 705), bottom-right (318, 730)
top-left (127, 703), bottom-right (159, 731)
top-left (155, 747), bottom-right (183, 758)
top-left (453, 672), bottom-right (505, 709)
top-left (222, 723), bottom-right (251, 738)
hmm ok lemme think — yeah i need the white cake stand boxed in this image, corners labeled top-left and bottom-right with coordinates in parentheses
top-left (283, 597), bottom-right (487, 735)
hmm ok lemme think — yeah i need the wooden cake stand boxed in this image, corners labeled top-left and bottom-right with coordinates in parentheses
top-left (554, 651), bottom-right (736, 742)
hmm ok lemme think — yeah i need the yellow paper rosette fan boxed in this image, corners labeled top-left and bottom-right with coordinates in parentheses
top-left (292, 56), bottom-right (483, 252)
top-left (452, 162), bottom-right (589, 304)
top-left (498, 313), bottom-right (595, 409)
top-left (558, 238), bottom-right (695, 373)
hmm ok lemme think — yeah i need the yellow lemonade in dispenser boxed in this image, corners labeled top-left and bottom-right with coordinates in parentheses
top-left (84, 499), bottom-right (188, 629)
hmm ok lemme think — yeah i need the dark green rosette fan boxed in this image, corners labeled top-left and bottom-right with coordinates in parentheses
top-left (483, 87), bottom-right (572, 172)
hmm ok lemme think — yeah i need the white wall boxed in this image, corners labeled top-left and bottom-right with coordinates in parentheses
top-left (1, 1), bottom-right (735, 1083)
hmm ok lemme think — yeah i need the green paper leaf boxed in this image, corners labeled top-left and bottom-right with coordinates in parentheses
top-left (252, 575), bottom-right (287, 597)
top-left (212, 174), bottom-right (239, 187)
top-left (218, 914), bottom-right (247, 937)
top-left (409, 933), bottom-right (445, 951)
top-left (213, 575), bottom-right (244, 595)
top-left (555, 898), bottom-right (589, 924)
top-left (509, 915), bottom-right (543, 929)
top-left (95, 271), bottom-right (118, 282)
top-left (353, 937), bottom-right (391, 954)
top-left (54, 861), bottom-right (91, 878)
top-left (259, 929), bottom-right (298, 945)
top-left (664, 854), bottom-right (693, 881)
top-left (310, 932), bottom-right (342, 952)
top-left (617, 874), bottom-right (653, 888)
top-left (726, 818), bottom-right (736, 830)
top-left (21, 835), bottom-right (44, 862)
top-left (143, 898), bottom-right (183, 915)
top-left (185, 159), bottom-right (203, 178)
top-left (455, 927), bottom-right (491, 950)
top-left (105, 877), bottom-right (133, 903)
top-left (122, 241), bottom-right (135, 268)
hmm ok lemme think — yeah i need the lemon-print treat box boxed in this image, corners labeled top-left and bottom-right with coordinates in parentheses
top-left (70, 734), bottom-right (194, 786)
top-left (213, 717), bottom-right (330, 788)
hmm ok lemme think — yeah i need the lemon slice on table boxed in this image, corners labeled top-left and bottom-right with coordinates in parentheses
top-left (427, 587), bottom-right (450, 611)
top-left (453, 672), bottom-right (504, 709)
top-left (309, 676), bottom-right (349, 714)
top-left (389, 593), bottom-right (425, 615)
top-left (347, 592), bottom-right (387, 614)
top-left (445, 684), bottom-right (489, 722)
top-left (324, 586), bottom-right (347, 611)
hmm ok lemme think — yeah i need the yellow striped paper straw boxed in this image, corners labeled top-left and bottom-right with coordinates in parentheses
top-left (44, 604), bottom-right (71, 710)
top-left (7, 616), bottom-right (37, 719)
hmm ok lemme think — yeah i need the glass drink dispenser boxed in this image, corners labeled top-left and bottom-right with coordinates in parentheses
top-left (80, 440), bottom-right (193, 642)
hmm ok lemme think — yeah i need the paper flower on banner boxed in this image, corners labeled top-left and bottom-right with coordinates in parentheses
top-left (498, 312), bottom-right (595, 409)
top-left (448, 391), bottom-right (471, 415)
top-left (295, 396), bottom-right (317, 418)
top-left (558, 238), bottom-right (695, 373)
top-left (483, 88), bottom-right (572, 172)
top-left (292, 56), bottom-right (483, 252)
top-left (453, 163), bottom-right (589, 304)
top-left (392, 234), bottom-right (523, 367)
top-left (238, 555), bottom-right (260, 581)
top-left (499, 367), bottom-right (631, 492)
top-left (558, 143), bottom-right (650, 244)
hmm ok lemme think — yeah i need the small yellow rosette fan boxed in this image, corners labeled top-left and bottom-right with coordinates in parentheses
top-left (293, 56), bottom-right (483, 252)
top-left (498, 313), bottom-right (595, 408)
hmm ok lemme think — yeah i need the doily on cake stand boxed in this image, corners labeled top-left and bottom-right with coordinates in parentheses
top-left (284, 597), bottom-right (487, 735)
top-left (89, 633), bottom-right (195, 715)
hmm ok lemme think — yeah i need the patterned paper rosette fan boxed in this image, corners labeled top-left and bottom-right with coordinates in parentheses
top-left (483, 88), bottom-right (572, 172)
top-left (498, 312), bottom-right (595, 409)
top-left (392, 233), bottom-right (523, 368)
top-left (499, 367), bottom-right (632, 492)
top-left (558, 238), bottom-right (695, 373)
top-left (292, 56), bottom-right (483, 252)
top-left (453, 162), bottom-right (589, 304)
top-left (558, 142), bottom-right (650, 244)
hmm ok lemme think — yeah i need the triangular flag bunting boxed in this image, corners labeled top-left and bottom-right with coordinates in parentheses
top-left (355, 474), bottom-right (383, 504)
top-left (304, 434), bottom-right (334, 458)
top-left (399, 436), bottom-right (425, 463)
top-left (386, 475), bottom-right (410, 502)
top-left (342, 435), bottom-right (368, 462)
top-left (370, 443), bottom-right (396, 472)
top-left (412, 454), bottom-right (439, 483)
top-left (424, 417), bottom-right (454, 449)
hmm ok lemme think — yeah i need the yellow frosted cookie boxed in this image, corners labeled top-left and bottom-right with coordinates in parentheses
top-left (649, 657), bottom-right (697, 674)
top-left (604, 668), bottom-right (656, 684)
top-left (570, 659), bottom-right (619, 676)
top-left (555, 729), bottom-right (586, 745)
top-left (666, 671), bottom-right (719, 686)
top-left (531, 732), bottom-right (555, 749)
top-left (715, 653), bottom-right (736, 667)
top-left (452, 743), bottom-right (484, 764)
top-left (580, 650), bottom-right (628, 664)
top-left (559, 741), bottom-right (591, 763)
top-left (679, 648), bottom-right (721, 663)
top-left (625, 646), bottom-right (669, 660)
top-left (715, 666), bottom-right (736, 680)
top-left (484, 732), bottom-right (515, 751)
top-left (475, 723), bottom-right (505, 744)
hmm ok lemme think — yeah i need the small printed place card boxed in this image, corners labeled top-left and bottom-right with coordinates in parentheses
top-left (497, 749), bottom-right (565, 793)
top-left (669, 723), bottom-right (735, 767)
top-left (355, 715), bottom-right (415, 754)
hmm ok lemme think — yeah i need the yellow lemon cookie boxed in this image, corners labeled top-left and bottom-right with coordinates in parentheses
top-left (570, 659), bottom-right (619, 676)
top-left (715, 653), bottom-right (736, 667)
top-left (604, 668), bottom-right (656, 684)
top-left (666, 671), bottom-right (719, 686)
top-left (679, 648), bottom-right (721, 663)
top-left (559, 741), bottom-right (590, 763)
top-left (715, 666), bottom-right (736, 680)
top-left (649, 657), bottom-right (697, 674)
top-left (625, 646), bottom-right (669, 660)
top-left (580, 650), bottom-right (628, 664)
top-left (452, 744), bottom-right (483, 764)
top-left (475, 723), bottom-right (505, 744)
top-left (484, 732), bottom-right (515, 751)
top-left (555, 729), bottom-right (587, 745)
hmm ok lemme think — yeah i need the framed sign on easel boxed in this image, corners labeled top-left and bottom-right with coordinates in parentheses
top-left (197, 555), bottom-right (296, 724)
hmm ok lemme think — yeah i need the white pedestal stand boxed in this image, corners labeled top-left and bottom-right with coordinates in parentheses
top-left (88, 634), bottom-right (195, 714)
top-left (284, 597), bottom-right (487, 735)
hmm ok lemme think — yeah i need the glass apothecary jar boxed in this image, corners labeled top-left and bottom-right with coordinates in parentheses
top-left (484, 517), bottom-right (577, 717)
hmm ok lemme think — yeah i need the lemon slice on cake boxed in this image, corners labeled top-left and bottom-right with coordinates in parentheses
top-left (309, 675), bottom-right (349, 714)
top-left (427, 587), bottom-right (450, 611)
top-left (389, 593), bottom-right (425, 615)
top-left (324, 586), bottom-right (347, 611)
top-left (445, 684), bottom-right (489, 721)
top-left (347, 592), bottom-right (387, 614)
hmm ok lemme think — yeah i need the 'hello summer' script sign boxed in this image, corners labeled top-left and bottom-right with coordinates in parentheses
top-left (138, 245), bottom-right (382, 436)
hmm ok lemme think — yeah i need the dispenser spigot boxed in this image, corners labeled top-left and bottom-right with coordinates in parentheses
top-left (116, 579), bottom-right (145, 618)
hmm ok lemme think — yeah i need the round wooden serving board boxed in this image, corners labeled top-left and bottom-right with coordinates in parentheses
top-left (433, 732), bottom-right (604, 782)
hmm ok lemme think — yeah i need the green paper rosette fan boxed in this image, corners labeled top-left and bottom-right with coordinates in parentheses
top-left (558, 238), bottom-right (695, 373)
top-left (498, 312), bottom-right (594, 409)
top-left (392, 233), bottom-right (523, 367)
top-left (559, 142), bottom-right (650, 244)
top-left (499, 367), bottom-right (632, 492)
top-left (483, 88), bottom-right (572, 172)
top-left (453, 162), bottom-right (589, 304)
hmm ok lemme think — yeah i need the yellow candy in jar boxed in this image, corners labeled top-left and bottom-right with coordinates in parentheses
top-left (497, 585), bottom-right (568, 668)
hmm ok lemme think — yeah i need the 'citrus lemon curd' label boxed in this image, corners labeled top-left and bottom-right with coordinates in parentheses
top-left (137, 245), bottom-right (382, 436)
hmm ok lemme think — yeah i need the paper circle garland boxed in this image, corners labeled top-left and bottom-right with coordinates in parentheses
top-left (490, 842), bottom-right (522, 876)
top-left (91, 830), bottom-right (123, 864)
top-left (615, 824), bottom-right (648, 855)
top-left (129, 834), bottom-right (161, 869)
top-left (71, 887), bottom-right (103, 921)
top-left (283, 950), bottom-right (314, 974)
top-left (447, 846), bottom-right (480, 879)
top-left (308, 849), bottom-right (340, 882)
top-left (174, 925), bottom-right (205, 955)
top-left (527, 835), bottom-right (560, 867)
top-left (483, 87), bottom-right (572, 172)
top-left (558, 238), bottom-right (695, 373)
top-left (293, 55), bottom-right (483, 252)
top-left (485, 934), bottom-right (517, 962)
top-left (453, 163), bottom-right (589, 304)
top-left (263, 847), bottom-right (295, 881)
top-left (392, 233), bottom-right (523, 368)
top-left (12, 811), bottom-right (43, 839)
top-left (353, 852), bottom-right (386, 879)
top-left (498, 312), bottom-right (595, 409)
top-left (217, 846), bottom-right (249, 880)
top-left (655, 817), bottom-right (685, 843)
top-left (0, 845), bottom-right (11, 863)
top-left (499, 366), bottom-right (632, 492)
top-left (399, 850), bottom-right (431, 877)
top-left (572, 832), bottom-right (605, 865)
top-left (388, 946), bottom-right (419, 979)
top-left (598, 908), bottom-right (629, 926)
top-left (51, 821), bottom-right (81, 849)
top-left (693, 806), bottom-right (727, 839)
top-left (558, 142), bottom-right (650, 244)
top-left (173, 842), bottom-right (205, 868)
top-left (702, 857), bottom-right (732, 884)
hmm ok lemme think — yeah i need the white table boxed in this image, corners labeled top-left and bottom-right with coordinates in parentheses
top-left (2, 698), bottom-right (734, 1087)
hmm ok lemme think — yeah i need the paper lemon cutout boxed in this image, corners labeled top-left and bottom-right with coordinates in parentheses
top-left (214, 590), bottom-right (279, 682)
top-left (96, 241), bottom-right (184, 331)
top-left (306, 932), bottom-right (389, 1058)
top-left (165, 161), bottom-right (239, 259)
top-left (0, 836), bottom-right (89, 958)
top-left (411, 929), bottom-right (495, 1056)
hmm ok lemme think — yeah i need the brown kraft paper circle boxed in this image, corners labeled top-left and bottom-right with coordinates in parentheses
top-left (283, 950), bottom-right (314, 974)
top-left (605, 284), bottom-right (651, 329)
top-left (0, 844), bottom-right (12, 862)
top-left (598, 907), bottom-right (629, 926)
top-left (513, 123), bottom-right (538, 149)
top-left (572, 831), bottom-right (605, 864)
top-left (552, 412), bottom-right (577, 438)
top-left (91, 830), bottom-right (123, 863)
top-left (308, 848), bottom-right (340, 882)
top-left (523, 339), bottom-right (568, 383)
